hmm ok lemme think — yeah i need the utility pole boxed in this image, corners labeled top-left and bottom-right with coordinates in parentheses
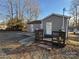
top-left (62, 8), bottom-right (66, 31)
top-left (62, 8), bottom-right (69, 38)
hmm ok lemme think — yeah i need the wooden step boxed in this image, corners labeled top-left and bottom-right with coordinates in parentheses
top-left (38, 44), bottom-right (52, 50)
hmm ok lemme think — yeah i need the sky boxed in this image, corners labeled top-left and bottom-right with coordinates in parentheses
top-left (39, 0), bottom-right (71, 19)
top-left (0, 0), bottom-right (71, 22)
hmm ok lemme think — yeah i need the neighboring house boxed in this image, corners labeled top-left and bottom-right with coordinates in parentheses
top-left (0, 24), bottom-right (7, 30)
top-left (27, 20), bottom-right (42, 32)
top-left (27, 13), bottom-right (70, 37)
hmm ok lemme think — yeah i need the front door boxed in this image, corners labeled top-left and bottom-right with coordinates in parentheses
top-left (46, 22), bottom-right (52, 35)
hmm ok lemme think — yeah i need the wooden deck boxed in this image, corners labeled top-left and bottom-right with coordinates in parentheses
top-left (35, 30), bottom-right (66, 48)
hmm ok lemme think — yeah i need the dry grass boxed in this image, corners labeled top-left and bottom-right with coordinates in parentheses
top-left (67, 40), bottom-right (79, 46)
top-left (0, 38), bottom-right (79, 59)
top-left (5, 44), bottom-right (79, 59)
top-left (0, 43), bottom-right (79, 59)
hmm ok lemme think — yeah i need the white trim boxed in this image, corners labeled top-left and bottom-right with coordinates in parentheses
top-left (66, 19), bottom-right (69, 38)
top-left (62, 16), bottom-right (65, 31)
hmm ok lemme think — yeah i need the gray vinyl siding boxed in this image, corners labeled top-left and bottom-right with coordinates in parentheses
top-left (42, 15), bottom-right (67, 34)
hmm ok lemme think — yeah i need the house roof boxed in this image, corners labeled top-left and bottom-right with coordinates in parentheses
top-left (42, 13), bottom-right (71, 20)
top-left (27, 13), bottom-right (71, 24)
top-left (27, 20), bottom-right (41, 24)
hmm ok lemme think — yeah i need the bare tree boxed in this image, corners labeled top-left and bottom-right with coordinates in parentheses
top-left (14, 0), bottom-right (26, 20)
top-left (0, 0), bottom-right (40, 28)
top-left (15, 0), bottom-right (20, 19)
top-left (24, 0), bottom-right (40, 21)
top-left (7, 0), bottom-right (14, 20)
top-left (70, 0), bottom-right (79, 15)
top-left (1, 0), bottom-right (40, 21)
top-left (70, 0), bottom-right (79, 28)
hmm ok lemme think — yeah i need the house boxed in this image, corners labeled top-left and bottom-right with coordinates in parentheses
top-left (27, 20), bottom-right (42, 32)
top-left (27, 13), bottom-right (70, 37)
